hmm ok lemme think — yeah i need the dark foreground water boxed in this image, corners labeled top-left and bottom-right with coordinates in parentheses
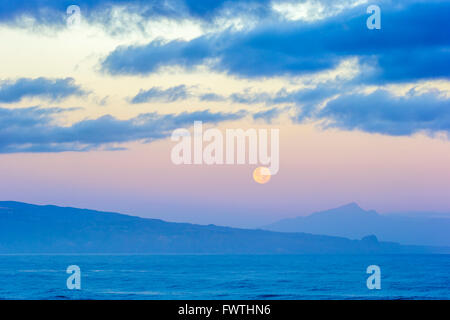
top-left (0, 254), bottom-right (449, 300)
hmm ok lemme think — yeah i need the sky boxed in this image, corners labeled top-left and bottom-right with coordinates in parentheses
top-left (0, 0), bottom-right (449, 227)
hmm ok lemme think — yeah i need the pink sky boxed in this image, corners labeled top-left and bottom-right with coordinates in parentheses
top-left (2, 123), bottom-right (450, 227)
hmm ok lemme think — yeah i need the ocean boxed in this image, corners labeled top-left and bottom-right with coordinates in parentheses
top-left (0, 254), bottom-right (449, 300)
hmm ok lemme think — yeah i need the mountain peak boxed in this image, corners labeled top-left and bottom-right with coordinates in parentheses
top-left (307, 202), bottom-right (378, 219)
top-left (320, 202), bottom-right (367, 215)
top-left (337, 202), bottom-right (363, 211)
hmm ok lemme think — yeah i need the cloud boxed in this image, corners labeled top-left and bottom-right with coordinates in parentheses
top-left (227, 82), bottom-right (342, 106)
top-left (0, 78), bottom-right (86, 103)
top-left (102, 1), bottom-right (450, 82)
top-left (131, 83), bottom-right (340, 106)
top-left (310, 89), bottom-right (450, 136)
top-left (0, 0), bottom-right (380, 28)
top-left (131, 85), bottom-right (191, 104)
top-left (252, 107), bottom-right (286, 123)
top-left (103, 37), bottom-right (213, 75)
top-left (0, 0), bottom-right (272, 27)
top-left (199, 93), bottom-right (226, 102)
top-left (130, 83), bottom-right (341, 106)
top-left (273, 83), bottom-right (340, 105)
top-left (230, 90), bottom-right (272, 105)
top-left (0, 106), bottom-right (246, 153)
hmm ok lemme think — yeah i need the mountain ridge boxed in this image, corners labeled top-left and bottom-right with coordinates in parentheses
top-left (0, 201), bottom-right (449, 254)
top-left (263, 203), bottom-right (450, 247)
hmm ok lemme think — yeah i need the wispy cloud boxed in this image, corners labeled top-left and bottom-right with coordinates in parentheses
top-left (199, 93), bottom-right (226, 102)
top-left (0, 78), bottom-right (86, 103)
top-left (131, 85), bottom-right (191, 104)
top-left (309, 89), bottom-right (450, 136)
top-left (0, 106), bottom-right (246, 153)
top-left (0, 0), bottom-right (272, 28)
top-left (253, 107), bottom-right (287, 123)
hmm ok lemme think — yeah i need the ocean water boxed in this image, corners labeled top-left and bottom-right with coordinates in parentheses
top-left (0, 254), bottom-right (448, 300)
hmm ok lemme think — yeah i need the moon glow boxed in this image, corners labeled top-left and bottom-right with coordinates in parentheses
top-left (253, 167), bottom-right (271, 184)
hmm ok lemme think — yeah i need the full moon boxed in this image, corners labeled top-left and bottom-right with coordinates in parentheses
top-left (253, 167), bottom-right (271, 184)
